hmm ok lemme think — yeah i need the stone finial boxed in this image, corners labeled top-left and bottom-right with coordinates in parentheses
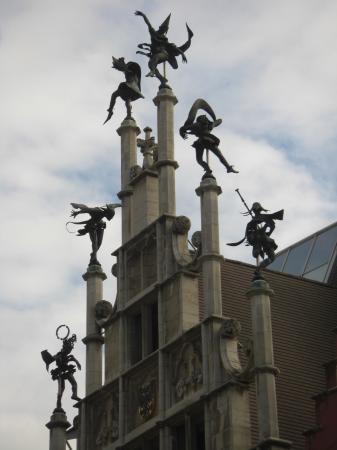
top-left (137, 127), bottom-right (158, 169)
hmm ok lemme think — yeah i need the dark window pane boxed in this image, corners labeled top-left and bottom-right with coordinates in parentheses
top-left (283, 238), bottom-right (314, 276)
top-left (267, 252), bottom-right (287, 272)
top-left (303, 263), bottom-right (329, 282)
top-left (305, 226), bottom-right (337, 272)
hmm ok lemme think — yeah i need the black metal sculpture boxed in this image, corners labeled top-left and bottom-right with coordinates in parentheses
top-left (227, 189), bottom-right (284, 276)
top-left (41, 325), bottom-right (81, 411)
top-left (67, 203), bottom-right (121, 266)
top-left (180, 99), bottom-right (238, 178)
top-left (104, 57), bottom-right (144, 124)
top-left (135, 10), bottom-right (193, 87)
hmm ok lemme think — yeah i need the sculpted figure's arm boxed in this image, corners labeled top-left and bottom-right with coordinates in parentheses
top-left (135, 11), bottom-right (155, 34)
top-left (69, 355), bottom-right (81, 370)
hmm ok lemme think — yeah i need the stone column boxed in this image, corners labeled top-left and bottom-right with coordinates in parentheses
top-left (82, 265), bottom-right (106, 396)
top-left (46, 410), bottom-right (70, 450)
top-left (153, 87), bottom-right (178, 216)
top-left (117, 117), bottom-right (140, 243)
top-left (246, 279), bottom-right (291, 450)
top-left (195, 176), bottom-right (223, 317)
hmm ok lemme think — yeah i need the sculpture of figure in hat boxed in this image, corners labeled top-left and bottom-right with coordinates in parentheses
top-left (135, 10), bottom-right (193, 87)
top-left (104, 56), bottom-right (144, 124)
top-left (227, 189), bottom-right (284, 275)
top-left (67, 203), bottom-right (121, 266)
top-left (180, 98), bottom-right (238, 178)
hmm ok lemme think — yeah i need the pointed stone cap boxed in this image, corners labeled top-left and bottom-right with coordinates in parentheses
top-left (46, 410), bottom-right (71, 430)
top-left (195, 176), bottom-right (222, 196)
top-left (117, 117), bottom-right (140, 136)
top-left (153, 86), bottom-right (178, 106)
top-left (82, 264), bottom-right (107, 281)
top-left (246, 278), bottom-right (274, 298)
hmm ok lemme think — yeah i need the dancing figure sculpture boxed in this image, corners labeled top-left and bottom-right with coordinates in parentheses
top-left (227, 189), bottom-right (284, 276)
top-left (135, 10), bottom-right (193, 87)
top-left (67, 203), bottom-right (121, 266)
top-left (180, 99), bottom-right (238, 178)
top-left (104, 57), bottom-right (144, 124)
top-left (41, 325), bottom-right (81, 410)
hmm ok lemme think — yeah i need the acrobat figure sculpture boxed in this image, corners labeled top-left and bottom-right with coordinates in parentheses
top-left (104, 57), bottom-right (144, 124)
top-left (135, 10), bottom-right (193, 87)
top-left (67, 203), bottom-right (121, 266)
top-left (41, 325), bottom-right (81, 411)
top-left (227, 189), bottom-right (284, 276)
top-left (180, 99), bottom-right (239, 178)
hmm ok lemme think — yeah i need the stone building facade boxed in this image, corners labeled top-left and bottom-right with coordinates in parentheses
top-left (44, 84), bottom-right (337, 450)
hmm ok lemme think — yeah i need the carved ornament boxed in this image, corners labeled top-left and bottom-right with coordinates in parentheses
top-left (173, 341), bottom-right (203, 400)
top-left (138, 379), bottom-right (156, 420)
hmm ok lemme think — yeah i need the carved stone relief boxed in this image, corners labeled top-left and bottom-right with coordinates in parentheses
top-left (91, 387), bottom-right (119, 449)
top-left (138, 379), bottom-right (156, 420)
top-left (127, 364), bottom-right (158, 432)
top-left (173, 340), bottom-right (203, 401)
top-left (219, 318), bottom-right (254, 382)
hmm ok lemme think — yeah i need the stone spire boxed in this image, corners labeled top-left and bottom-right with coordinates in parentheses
top-left (153, 87), bottom-right (178, 216)
top-left (246, 278), bottom-right (291, 450)
top-left (196, 176), bottom-right (223, 317)
top-left (82, 265), bottom-right (106, 396)
top-left (117, 117), bottom-right (140, 243)
top-left (46, 410), bottom-right (70, 450)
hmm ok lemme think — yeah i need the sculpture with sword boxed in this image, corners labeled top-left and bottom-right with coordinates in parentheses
top-left (227, 189), bottom-right (284, 277)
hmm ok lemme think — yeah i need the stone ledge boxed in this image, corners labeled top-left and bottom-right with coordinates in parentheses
top-left (252, 437), bottom-right (292, 450)
top-left (117, 188), bottom-right (133, 199)
top-left (82, 333), bottom-right (104, 345)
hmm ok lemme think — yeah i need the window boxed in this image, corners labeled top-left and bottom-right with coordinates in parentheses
top-left (282, 238), bottom-right (314, 276)
top-left (304, 227), bottom-right (337, 273)
top-left (268, 251), bottom-right (287, 272)
top-left (128, 300), bottom-right (158, 366)
top-left (129, 313), bottom-right (142, 365)
top-left (303, 263), bottom-right (329, 283)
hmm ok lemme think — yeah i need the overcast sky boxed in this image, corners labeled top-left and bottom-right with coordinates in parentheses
top-left (1, 1), bottom-right (337, 449)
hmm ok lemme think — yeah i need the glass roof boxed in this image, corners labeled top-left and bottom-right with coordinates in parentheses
top-left (267, 221), bottom-right (337, 284)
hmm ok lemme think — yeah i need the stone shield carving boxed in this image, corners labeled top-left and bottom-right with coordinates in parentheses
top-left (138, 379), bottom-right (156, 420)
top-left (219, 318), bottom-right (253, 382)
top-left (173, 341), bottom-right (203, 400)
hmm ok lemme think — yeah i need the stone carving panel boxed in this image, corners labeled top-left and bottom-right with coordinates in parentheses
top-left (219, 318), bottom-right (254, 382)
top-left (88, 384), bottom-right (119, 450)
top-left (126, 362), bottom-right (158, 432)
top-left (172, 340), bottom-right (203, 402)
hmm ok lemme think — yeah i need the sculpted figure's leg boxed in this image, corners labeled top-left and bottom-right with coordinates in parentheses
top-left (68, 374), bottom-right (80, 401)
top-left (103, 91), bottom-right (118, 124)
top-left (211, 146), bottom-right (239, 173)
top-left (196, 147), bottom-right (211, 173)
top-left (147, 53), bottom-right (168, 84)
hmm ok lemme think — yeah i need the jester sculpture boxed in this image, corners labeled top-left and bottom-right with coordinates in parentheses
top-left (104, 56), bottom-right (144, 124)
top-left (135, 10), bottom-right (193, 87)
top-left (41, 325), bottom-right (81, 411)
top-left (180, 99), bottom-right (239, 178)
top-left (67, 203), bottom-right (121, 266)
top-left (227, 189), bottom-right (284, 276)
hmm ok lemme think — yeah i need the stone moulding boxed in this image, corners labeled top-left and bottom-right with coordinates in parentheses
top-left (219, 318), bottom-right (254, 382)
